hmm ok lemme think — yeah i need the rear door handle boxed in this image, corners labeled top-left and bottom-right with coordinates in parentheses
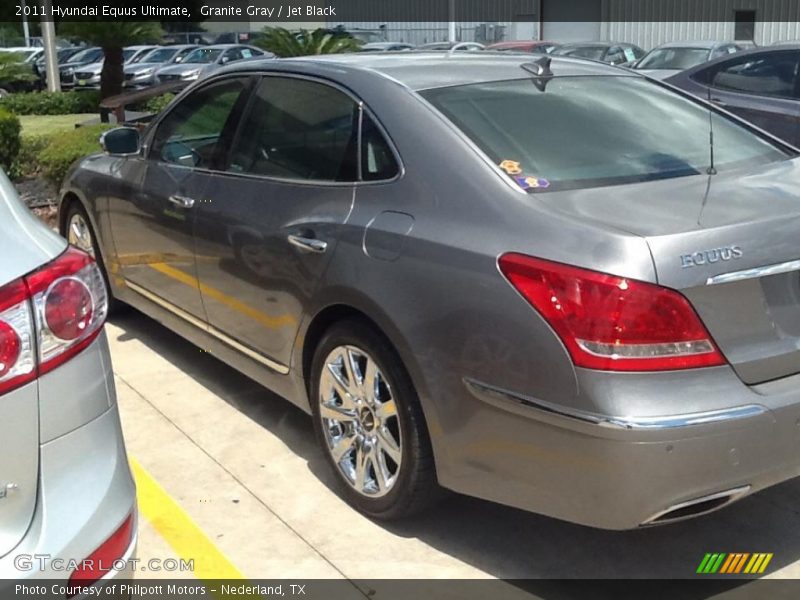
top-left (168, 195), bottom-right (196, 208)
top-left (287, 234), bottom-right (327, 254)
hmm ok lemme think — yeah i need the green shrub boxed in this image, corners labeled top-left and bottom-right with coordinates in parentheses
top-left (10, 134), bottom-right (47, 179)
top-left (0, 90), bottom-right (100, 116)
top-left (0, 108), bottom-right (21, 173)
top-left (141, 92), bottom-right (175, 114)
top-left (37, 124), bottom-right (112, 187)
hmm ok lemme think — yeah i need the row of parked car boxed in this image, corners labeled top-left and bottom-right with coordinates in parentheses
top-left (2, 37), bottom-right (799, 149)
top-left (55, 44), bottom-right (270, 89)
top-left (364, 39), bottom-right (799, 147)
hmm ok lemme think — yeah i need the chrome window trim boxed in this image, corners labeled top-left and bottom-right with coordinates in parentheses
top-left (124, 279), bottom-right (290, 375)
top-left (706, 258), bottom-right (800, 285)
top-left (214, 71), bottom-right (406, 188)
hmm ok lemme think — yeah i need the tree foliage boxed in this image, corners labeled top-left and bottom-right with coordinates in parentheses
top-left (59, 22), bottom-right (163, 99)
top-left (0, 53), bottom-right (38, 86)
top-left (255, 27), bottom-right (362, 57)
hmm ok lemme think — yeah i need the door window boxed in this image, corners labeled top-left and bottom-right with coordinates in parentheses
top-left (711, 52), bottom-right (799, 99)
top-left (150, 78), bottom-right (248, 169)
top-left (227, 76), bottom-right (359, 182)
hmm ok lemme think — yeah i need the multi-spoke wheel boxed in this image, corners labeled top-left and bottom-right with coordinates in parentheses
top-left (62, 201), bottom-right (122, 312)
top-left (319, 345), bottom-right (402, 497)
top-left (66, 210), bottom-right (96, 258)
top-left (310, 319), bottom-right (440, 519)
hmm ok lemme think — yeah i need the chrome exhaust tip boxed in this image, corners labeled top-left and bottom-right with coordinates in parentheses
top-left (641, 485), bottom-right (751, 526)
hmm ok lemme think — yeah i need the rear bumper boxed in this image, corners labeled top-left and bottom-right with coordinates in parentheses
top-left (443, 367), bottom-right (800, 530)
top-left (0, 334), bottom-right (136, 579)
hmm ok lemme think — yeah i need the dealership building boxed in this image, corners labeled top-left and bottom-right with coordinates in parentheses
top-left (323, 0), bottom-right (800, 49)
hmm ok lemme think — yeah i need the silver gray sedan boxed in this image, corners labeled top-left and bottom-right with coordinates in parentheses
top-left (0, 171), bottom-right (136, 582)
top-left (58, 52), bottom-right (800, 529)
top-left (155, 44), bottom-right (269, 84)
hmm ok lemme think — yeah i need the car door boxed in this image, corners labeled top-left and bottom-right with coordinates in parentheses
top-left (106, 76), bottom-right (251, 320)
top-left (701, 50), bottom-right (800, 145)
top-left (191, 74), bottom-right (361, 369)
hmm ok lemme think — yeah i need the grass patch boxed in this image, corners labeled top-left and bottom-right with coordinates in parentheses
top-left (19, 114), bottom-right (98, 138)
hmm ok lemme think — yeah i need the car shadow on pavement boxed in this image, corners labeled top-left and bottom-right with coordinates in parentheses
top-left (111, 310), bottom-right (800, 591)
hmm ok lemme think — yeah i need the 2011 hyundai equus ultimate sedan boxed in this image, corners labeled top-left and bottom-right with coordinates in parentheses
top-left (58, 53), bottom-right (800, 529)
top-left (0, 171), bottom-right (136, 584)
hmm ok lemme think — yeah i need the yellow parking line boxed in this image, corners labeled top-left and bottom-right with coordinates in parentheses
top-left (148, 262), bottom-right (297, 330)
top-left (130, 457), bottom-right (245, 580)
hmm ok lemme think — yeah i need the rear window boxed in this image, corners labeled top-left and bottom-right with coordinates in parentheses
top-left (636, 47), bottom-right (711, 70)
top-left (421, 76), bottom-right (789, 192)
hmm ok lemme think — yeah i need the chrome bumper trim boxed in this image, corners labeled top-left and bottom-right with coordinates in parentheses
top-left (640, 485), bottom-right (751, 526)
top-left (463, 378), bottom-right (766, 430)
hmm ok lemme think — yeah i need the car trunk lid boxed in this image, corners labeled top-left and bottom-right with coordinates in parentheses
top-left (539, 159), bottom-right (800, 384)
top-left (0, 172), bottom-right (64, 557)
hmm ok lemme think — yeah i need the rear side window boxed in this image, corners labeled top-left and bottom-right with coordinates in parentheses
top-left (227, 76), bottom-right (358, 182)
top-left (711, 51), bottom-right (800, 98)
top-left (421, 76), bottom-right (788, 193)
top-left (361, 114), bottom-right (399, 181)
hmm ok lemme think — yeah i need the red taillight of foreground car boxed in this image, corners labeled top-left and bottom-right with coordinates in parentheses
top-left (498, 253), bottom-right (726, 371)
top-left (0, 247), bottom-right (108, 395)
top-left (68, 513), bottom-right (134, 590)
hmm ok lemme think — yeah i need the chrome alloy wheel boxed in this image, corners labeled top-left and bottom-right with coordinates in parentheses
top-left (319, 345), bottom-right (402, 497)
top-left (67, 212), bottom-right (95, 257)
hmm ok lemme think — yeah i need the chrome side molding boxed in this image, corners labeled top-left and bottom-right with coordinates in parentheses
top-left (706, 258), bottom-right (800, 285)
top-left (463, 378), bottom-right (766, 431)
top-left (124, 279), bottom-right (290, 375)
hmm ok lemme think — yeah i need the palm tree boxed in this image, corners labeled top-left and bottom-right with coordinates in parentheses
top-left (256, 27), bottom-right (362, 58)
top-left (0, 52), bottom-right (37, 96)
top-left (59, 22), bottom-right (163, 99)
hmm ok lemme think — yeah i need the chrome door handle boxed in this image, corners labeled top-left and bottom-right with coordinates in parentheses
top-left (287, 235), bottom-right (327, 254)
top-left (168, 195), bottom-right (195, 208)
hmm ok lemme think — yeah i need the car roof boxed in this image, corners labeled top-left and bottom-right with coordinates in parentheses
top-left (557, 41), bottom-right (629, 48)
top-left (656, 40), bottom-right (731, 49)
top-left (199, 44), bottom-right (251, 50)
top-left (223, 52), bottom-right (632, 91)
top-left (488, 41), bottom-right (554, 48)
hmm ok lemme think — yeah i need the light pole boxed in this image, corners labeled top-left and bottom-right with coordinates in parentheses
top-left (41, 0), bottom-right (60, 92)
top-left (21, 0), bottom-right (31, 46)
top-left (448, 0), bottom-right (456, 42)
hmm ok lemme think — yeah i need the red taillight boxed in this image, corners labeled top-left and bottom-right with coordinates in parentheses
top-left (43, 278), bottom-right (95, 341)
top-left (0, 279), bottom-right (36, 395)
top-left (68, 513), bottom-right (134, 589)
top-left (498, 253), bottom-right (726, 371)
top-left (0, 247), bottom-right (107, 395)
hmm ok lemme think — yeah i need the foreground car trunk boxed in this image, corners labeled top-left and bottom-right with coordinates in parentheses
top-left (541, 159), bottom-right (800, 385)
top-left (0, 381), bottom-right (39, 557)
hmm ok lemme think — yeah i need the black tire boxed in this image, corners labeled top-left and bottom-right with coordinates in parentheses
top-left (63, 201), bottom-right (125, 314)
top-left (310, 318), bottom-right (441, 519)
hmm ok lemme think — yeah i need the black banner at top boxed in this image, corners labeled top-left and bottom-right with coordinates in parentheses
top-left (5, 0), bottom-right (800, 23)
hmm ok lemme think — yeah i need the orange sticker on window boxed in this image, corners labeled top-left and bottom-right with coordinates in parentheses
top-left (499, 160), bottom-right (522, 175)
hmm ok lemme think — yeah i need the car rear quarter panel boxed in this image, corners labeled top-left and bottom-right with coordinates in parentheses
top-left (298, 70), bottom-right (657, 484)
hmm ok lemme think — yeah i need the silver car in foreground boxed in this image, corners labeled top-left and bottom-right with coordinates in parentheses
top-left (60, 53), bottom-right (800, 529)
top-left (0, 172), bottom-right (136, 583)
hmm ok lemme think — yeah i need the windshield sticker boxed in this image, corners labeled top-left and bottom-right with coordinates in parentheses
top-left (623, 48), bottom-right (636, 62)
top-left (499, 160), bottom-right (523, 175)
top-left (514, 176), bottom-right (551, 191)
